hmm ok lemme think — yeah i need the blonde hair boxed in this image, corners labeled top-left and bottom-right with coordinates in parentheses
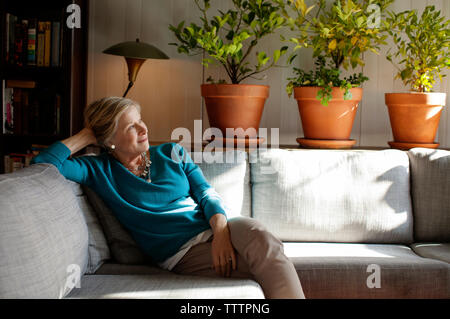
top-left (83, 96), bottom-right (141, 148)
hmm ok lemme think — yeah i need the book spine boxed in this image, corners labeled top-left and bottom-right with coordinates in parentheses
top-left (12, 89), bottom-right (22, 135)
top-left (44, 21), bottom-right (51, 67)
top-left (2, 80), bottom-right (4, 134)
top-left (8, 14), bottom-right (16, 65)
top-left (27, 19), bottom-right (37, 66)
top-left (6, 79), bottom-right (36, 89)
top-left (13, 18), bottom-right (24, 66)
top-left (22, 90), bottom-right (29, 135)
top-left (51, 21), bottom-right (60, 67)
top-left (30, 93), bottom-right (39, 134)
top-left (59, 20), bottom-right (63, 66)
top-left (10, 157), bottom-right (24, 172)
top-left (8, 153), bottom-right (33, 167)
top-left (24, 154), bottom-right (33, 167)
top-left (3, 155), bottom-right (11, 173)
top-left (37, 22), bottom-right (45, 67)
top-left (21, 19), bottom-right (29, 66)
top-left (4, 88), bottom-right (14, 134)
top-left (2, 80), bottom-right (5, 134)
top-left (5, 14), bottom-right (9, 64)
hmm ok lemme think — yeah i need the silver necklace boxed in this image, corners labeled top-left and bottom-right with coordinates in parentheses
top-left (128, 151), bottom-right (152, 182)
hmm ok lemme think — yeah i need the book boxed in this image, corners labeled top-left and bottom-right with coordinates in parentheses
top-left (7, 14), bottom-right (16, 64)
top-left (1, 80), bottom-right (5, 134)
top-left (27, 18), bottom-right (37, 66)
top-left (6, 79), bottom-right (36, 89)
top-left (9, 152), bottom-right (33, 166)
top-left (10, 156), bottom-right (24, 172)
top-left (37, 22), bottom-right (45, 67)
top-left (51, 21), bottom-right (60, 67)
top-left (44, 21), bottom-right (52, 67)
top-left (13, 18), bottom-right (28, 67)
top-left (2, 81), bottom-right (14, 134)
top-left (6, 13), bottom-right (10, 64)
top-left (21, 90), bottom-right (30, 135)
top-left (5, 15), bottom-right (61, 68)
top-left (12, 89), bottom-right (22, 135)
top-left (3, 155), bottom-right (11, 173)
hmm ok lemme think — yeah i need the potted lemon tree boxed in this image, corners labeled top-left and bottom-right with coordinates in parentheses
top-left (169, 0), bottom-right (288, 146)
top-left (283, 0), bottom-right (392, 149)
top-left (384, 5), bottom-right (450, 150)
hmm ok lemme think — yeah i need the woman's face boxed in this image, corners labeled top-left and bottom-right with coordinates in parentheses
top-left (109, 105), bottom-right (149, 157)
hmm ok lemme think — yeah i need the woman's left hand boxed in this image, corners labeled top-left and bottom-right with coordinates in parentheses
top-left (210, 214), bottom-right (237, 277)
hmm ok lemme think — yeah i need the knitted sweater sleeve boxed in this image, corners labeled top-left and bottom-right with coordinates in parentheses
top-left (30, 141), bottom-right (94, 185)
top-left (173, 143), bottom-right (228, 222)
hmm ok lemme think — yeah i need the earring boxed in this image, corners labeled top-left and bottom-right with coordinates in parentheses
top-left (108, 144), bottom-right (116, 154)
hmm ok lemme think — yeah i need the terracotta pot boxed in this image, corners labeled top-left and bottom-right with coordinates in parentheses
top-left (385, 93), bottom-right (446, 145)
top-left (201, 84), bottom-right (269, 140)
top-left (294, 87), bottom-right (363, 140)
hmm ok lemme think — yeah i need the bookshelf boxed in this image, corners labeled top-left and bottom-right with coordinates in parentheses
top-left (0, 0), bottom-right (87, 173)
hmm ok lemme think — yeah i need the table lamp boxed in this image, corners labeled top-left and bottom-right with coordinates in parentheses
top-left (103, 38), bottom-right (169, 97)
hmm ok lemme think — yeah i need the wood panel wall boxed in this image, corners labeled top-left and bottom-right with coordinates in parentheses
top-left (87, 0), bottom-right (450, 148)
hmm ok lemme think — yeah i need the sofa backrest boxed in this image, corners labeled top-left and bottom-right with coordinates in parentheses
top-left (407, 148), bottom-right (450, 242)
top-left (0, 164), bottom-right (89, 298)
top-left (195, 149), bottom-right (250, 219)
top-left (249, 149), bottom-right (414, 244)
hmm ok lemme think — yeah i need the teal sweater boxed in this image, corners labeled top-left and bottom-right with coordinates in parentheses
top-left (31, 141), bottom-right (227, 263)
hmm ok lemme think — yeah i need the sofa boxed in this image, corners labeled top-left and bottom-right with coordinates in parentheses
top-left (0, 146), bottom-right (449, 299)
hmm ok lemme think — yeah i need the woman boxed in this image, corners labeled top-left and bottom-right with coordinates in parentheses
top-left (31, 96), bottom-right (305, 299)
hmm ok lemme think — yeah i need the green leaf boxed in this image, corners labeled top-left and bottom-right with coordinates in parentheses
top-left (257, 51), bottom-right (267, 65)
top-left (356, 17), bottom-right (364, 28)
top-left (273, 49), bottom-right (281, 63)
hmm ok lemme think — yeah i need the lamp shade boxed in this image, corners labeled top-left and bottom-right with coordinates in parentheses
top-left (102, 38), bottom-right (169, 60)
top-left (102, 38), bottom-right (169, 97)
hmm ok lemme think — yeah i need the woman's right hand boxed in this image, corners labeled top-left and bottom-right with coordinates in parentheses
top-left (61, 127), bottom-right (98, 155)
top-left (81, 127), bottom-right (98, 146)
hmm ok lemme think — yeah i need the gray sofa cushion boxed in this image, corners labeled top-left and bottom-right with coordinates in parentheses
top-left (66, 180), bottom-right (111, 274)
top-left (250, 149), bottom-right (413, 243)
top-left (284, 242), bottom-right (450, 298)
top-left (82, 185), bottom-right (148, 265)
top-left (411, 243), bottom-right (450, 264)
top-left (65, 274), bottom-right (264, 299)
top-left (407, 148), bottom-right (450, 242)
top-left (0, 164), bottom-right (89, 298)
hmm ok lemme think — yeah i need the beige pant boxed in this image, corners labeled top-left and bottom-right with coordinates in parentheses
top-left (172, 217), bottom-right (305, 299)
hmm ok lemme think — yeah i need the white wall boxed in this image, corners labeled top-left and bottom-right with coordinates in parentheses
top-left (87, 0), bottom-right (450, 148)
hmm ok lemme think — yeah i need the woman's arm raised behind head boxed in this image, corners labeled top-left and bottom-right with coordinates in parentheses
top-left (61, 127), bottom-right (98, 155)
top-left (30, 128), bottom-right (98, 185)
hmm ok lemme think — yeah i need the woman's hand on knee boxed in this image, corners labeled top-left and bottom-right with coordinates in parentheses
top-left (211, 222), bottom-right (237, 277)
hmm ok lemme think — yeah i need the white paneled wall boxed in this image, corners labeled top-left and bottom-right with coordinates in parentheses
top-left (87, 0), bottom-right (450, 148)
